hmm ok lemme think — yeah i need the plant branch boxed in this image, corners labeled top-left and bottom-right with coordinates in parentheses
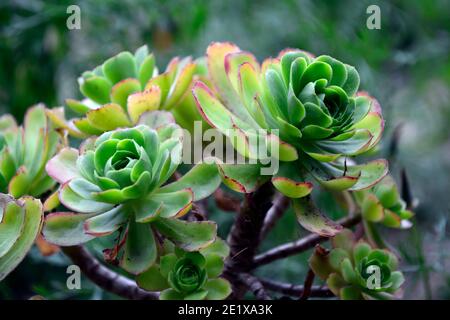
top-left (260, 278), bottom-right (333, 298)
top-left (62, 246), bottom-right (158, 300)
top-left (238, 273), bottom-right (272, 300)
top-left (260, 194), bottom-right (290, 241)
top-left (223, 182), bottom-right (275, 298)
top-left (252, 214), bottom-right (361, 268)
top-left (299, 269), bottom-right (315, 300)
top-left (214, 188), bottom-right (241, 212)
top-left (188, 200), bottom-right (208, 221)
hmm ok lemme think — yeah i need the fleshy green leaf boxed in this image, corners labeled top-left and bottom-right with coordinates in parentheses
top-left (317, 175), bottom-right (359, 191)
top-left (332, 229), bottom-right (355, 253)
top-left (59, 182), bottom-right (113, 213)
top-left (200, 238), bottom-right (229, 259)
top-left (23, 105), bottom-right (47, 171)
top-left (153, 218), bottom-right (217, 251)
top-left (266, 133), bottom-right (298, 161)
top-left (138, 53), bottom-right (156, 87)
top-left (272, 177), bottom-right (312, 198)
top-left (293, 197), bottom-right (342, 237)
top-left (204, 278), bottom-right (232, 300)
top-left (164, 62), bottom-right (196, 109)
top-left (300, 61), bottom-right (333, 89)
top-left (309, 247), bottom-right (333, 280)
top-left (206, 42), bottom-right (250, 120)
top-left (127, 87), bottom-right (161, 123)
top-left (80, 76), bottom-right (112, 104)
top-left (43, 212), bottom-right (97, 246)
top-left (159, 288), bottom-right (184, 300)
top-left (8, 167), bottom-right (30, 198)
top-left (184, 290), bottom-right (208, 300)
top-left (134, 189), bottom-right (193, 222)
top-left (46, 148), bottom-right (80, 184)
top-left (362, 194), bottom-right (384, 222)
top-left (205, 253), bottom-right (224, 278)
top-left (340, 258), bottom-right (357, 284)
top-left (136, 265), bottom-right (169, 291)
top-left (65, 99), bottom-right (91, 115)
top-left (110, 79), bottom-right (141, 109)
top-left (342, 65), bottom-right (360, 96)
top-left (192, 81), bottom-right (237, 132)
top-left (159, 163), bottom-right (221, 200)
top-left (160, 253), bottom-right (178, 278)
top-left (329, 248), bottom-right (350, 270)
top-left (217, 162), bottom-right (267, 193)
top-left (86, 104), bottom-right (132, 131)
top-left (0, 200), bottom-right (24, 257)
top-left (326, 273), bottom-right (346, 296)
top-left (353, 242), bottom-right (371, 266)
top-left (84, 206), bottom-right (128, 236)
top-left (340, 286), bottom-right (362, 300)
top-left (0, 197), bottom-right (43, 281)
top-left (102, 51), bottom-right (137, 84)
top-left (347, 160), bottom-right (389, 191)
top-left (120, 220), bottom-right (157, 274)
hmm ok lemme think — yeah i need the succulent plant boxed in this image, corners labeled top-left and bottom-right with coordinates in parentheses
top-left (137, 238), bottom-right (231, 300)
top-left (0, 194), bottom-right (43, 281)
top-left (0, 104), bottom-right (63, 198)
top-left (355, 175), bottom-right (414, 229)
top-left (47, 45), bottom-right (203, 138)
top-left (309, 229), bottom-right (405, 300)
top-left (192, 42), bottom-right (388, 236)
top-left (43, 112), bottom-right (221, 274)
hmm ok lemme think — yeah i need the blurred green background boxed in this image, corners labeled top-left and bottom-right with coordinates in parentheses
top-left (0, 0), bottom-right (449, 299)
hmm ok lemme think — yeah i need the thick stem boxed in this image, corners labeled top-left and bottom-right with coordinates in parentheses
top-left (214, 188), bottom-right (241, 212)
top-left (238, 273), bottom-right (272, 300)
top-left (299, 269), bottom-right (315, 300)
top-left (260, 194), bottom-right (290, 241)
top-left (224, 182), bottom-right (275, 298)
top-left (253, 214), bottom-right (361, 268)
top-left (188, 200), bottom-right (208, 221)
top-left (260, 278), bottom-right (333, 298)
top-left (62, 246), bottom-right (158, 300)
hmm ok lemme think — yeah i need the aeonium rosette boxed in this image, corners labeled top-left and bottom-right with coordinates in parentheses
top-left (0, 104), bottom-right (62, 279)
top-left (192, 42), bottom-right (388, 236)
top-left (309, 229), bottom-right (405, 300)
top-left (0, 104), bottom-right (64, 198)
top-left (47, 45), bottom-right (205, 138)
top-left (0, 194), bottom-right (43, 281)
top-left (137, 238), bottom-right (231, 300)
top-left (355, 175), bottom-right (414, 229)
top-left (43, 112), bottom-right (221, 274)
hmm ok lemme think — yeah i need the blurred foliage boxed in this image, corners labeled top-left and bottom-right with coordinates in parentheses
top-left (0, 0), bottom-right (449, 299)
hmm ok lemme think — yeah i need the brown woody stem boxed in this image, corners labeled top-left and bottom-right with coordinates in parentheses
top-left (238, 273), bottom-right (272, 300)
top-left (260, 194), bottom-right (290, 241)
top-left (253, 214), bottom-right (361, 268)
top-left (62, 246), bottom-right (158, 300)
top-left (299, 269), bottom-right (315, 300)
top-left (260, 278), bottom-right (333, 298)
top-left (223, 182), bottom-right (275, 298)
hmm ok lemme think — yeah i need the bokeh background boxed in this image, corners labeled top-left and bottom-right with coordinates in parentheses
top-left (0, 0), bottom-right (449, 299)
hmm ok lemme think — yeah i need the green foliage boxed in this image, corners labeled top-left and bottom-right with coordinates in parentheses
top-left (0, 0), bottom-right (448, 301)
top-left (0, 105), bottom-right (63, 198)
top-left (194, 43), bottom-right (387, 198)
top-left (0, 194), bottom-right (43, 281)
top-left (43, 114), bottom-right (220, 274)
top-left (47, 45), bottom-right (204, 138)
top-left (310, 229), bottom-right (405, 300)
top-left (355, 175), bottom-right (414, 228)
top-left (193, 42), bottom-right (389, 235)
top-left (137, 238), bottom-right (231, 300)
